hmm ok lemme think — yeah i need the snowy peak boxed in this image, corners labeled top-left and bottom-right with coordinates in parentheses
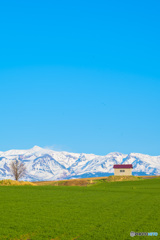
top-left (31, 145), bottom-right (43, 151)
top-left (0, 147), bottom-right (160, 181)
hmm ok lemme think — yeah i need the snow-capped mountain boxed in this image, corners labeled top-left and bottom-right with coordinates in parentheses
top-left (0, 146), bottom-right (160, 181)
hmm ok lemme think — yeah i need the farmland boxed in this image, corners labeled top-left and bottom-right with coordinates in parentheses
top-left (0, 177), bottom-right (160, 240)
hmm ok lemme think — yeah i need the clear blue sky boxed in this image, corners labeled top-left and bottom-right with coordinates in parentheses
top-left (0, 0), bottom-right (160, 155)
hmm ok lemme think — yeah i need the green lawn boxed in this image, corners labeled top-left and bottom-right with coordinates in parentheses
top-left (0, 178), bottom-right (160, 240)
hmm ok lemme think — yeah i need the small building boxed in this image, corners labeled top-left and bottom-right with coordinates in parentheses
top-left (113, 164), bottom-right (133, 176)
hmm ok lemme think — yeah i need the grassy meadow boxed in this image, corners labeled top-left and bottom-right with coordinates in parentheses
top-left (0, 177), bottom-right (160, 240)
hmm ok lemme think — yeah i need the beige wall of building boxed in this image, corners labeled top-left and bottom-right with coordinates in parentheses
top-left (114, 168), bottom-right (132, 176)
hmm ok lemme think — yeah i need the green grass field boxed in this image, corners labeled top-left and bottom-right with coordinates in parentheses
top-left (0, 178), bottom-right (160, 240)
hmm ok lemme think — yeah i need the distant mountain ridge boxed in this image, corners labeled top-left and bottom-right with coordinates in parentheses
top-left (0, 146), bottom-right (160, 181)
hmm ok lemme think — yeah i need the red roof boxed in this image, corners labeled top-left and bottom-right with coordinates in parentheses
top-left (113, 164), bottom-right (133, 169)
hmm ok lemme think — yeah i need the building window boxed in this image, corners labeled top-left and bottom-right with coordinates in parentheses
top-left (120, 170), bottom-right (125, 172)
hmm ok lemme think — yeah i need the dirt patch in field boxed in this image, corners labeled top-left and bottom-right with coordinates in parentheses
top-left (35, 176), bottom-right (143, 186)
top-left (35, 178), bottom-right (95, 186)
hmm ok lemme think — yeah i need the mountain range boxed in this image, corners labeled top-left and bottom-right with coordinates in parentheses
top-left (0, 146), bottom-right (160, 181)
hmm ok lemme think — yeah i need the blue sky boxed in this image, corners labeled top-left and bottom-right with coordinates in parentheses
top-left (0, 0), bottom-right (160, 155)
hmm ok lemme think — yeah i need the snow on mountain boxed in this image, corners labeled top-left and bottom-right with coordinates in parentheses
top-left (0, 146), bottom-right (160, 181)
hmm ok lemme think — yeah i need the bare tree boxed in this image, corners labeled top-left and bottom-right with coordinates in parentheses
top-left (10, 160), bottom-right (27, 181)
